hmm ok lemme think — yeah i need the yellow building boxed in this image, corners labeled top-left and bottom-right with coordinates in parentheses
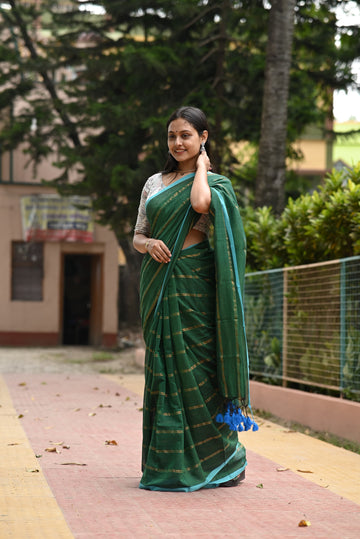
top-left (289, 121), bottom-right (333, 178)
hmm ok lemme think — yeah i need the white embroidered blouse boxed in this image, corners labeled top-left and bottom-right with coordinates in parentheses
top-left (134, 172), bottom-right (211, 237)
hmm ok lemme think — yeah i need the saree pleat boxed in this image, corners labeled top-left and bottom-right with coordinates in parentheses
top-left (139, 174), bottom-right (249, 491)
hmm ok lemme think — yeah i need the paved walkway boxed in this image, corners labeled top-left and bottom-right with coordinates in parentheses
top-left (0, 348), bottom-right (360, 538)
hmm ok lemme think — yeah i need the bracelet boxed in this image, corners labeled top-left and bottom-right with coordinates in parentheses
top-left (145, 239), bottom-right (151, 251)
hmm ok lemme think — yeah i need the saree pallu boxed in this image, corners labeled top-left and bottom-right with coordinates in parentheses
top-left (139, 173), bottom-right (250, 492)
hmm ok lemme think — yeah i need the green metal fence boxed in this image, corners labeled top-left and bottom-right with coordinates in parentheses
top-left (244, 256), bottom-right (360, 399)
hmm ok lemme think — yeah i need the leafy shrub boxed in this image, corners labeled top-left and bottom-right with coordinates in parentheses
top-left (244, 163), bottom-right (360, 271)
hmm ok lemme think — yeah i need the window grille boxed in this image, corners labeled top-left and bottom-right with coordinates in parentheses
top-left (11, 242), bottom-right (44, 301)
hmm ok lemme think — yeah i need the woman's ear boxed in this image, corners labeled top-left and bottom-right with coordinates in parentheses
top-left (201, 130), bottom-right (208, 144)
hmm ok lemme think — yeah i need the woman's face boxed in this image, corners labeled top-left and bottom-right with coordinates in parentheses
top-left (167, 118), bottom-right (207, 167)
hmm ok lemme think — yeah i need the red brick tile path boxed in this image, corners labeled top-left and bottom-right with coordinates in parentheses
top-left (5, 373), bottom-right (360, 538)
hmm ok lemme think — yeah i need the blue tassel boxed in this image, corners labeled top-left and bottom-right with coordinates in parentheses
top-left (216, 401), bottom-right (259, 433)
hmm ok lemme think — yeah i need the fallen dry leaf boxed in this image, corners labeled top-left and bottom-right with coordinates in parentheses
top-left (297, 469), bottom-right (313, 474)
top-left (88, 412), bottom-right (96, 417)
top-left (45, 447), bottom-right (59, 453)
top-left (8, 442), bottom-right (20, 446)
top-left (256, 483), bottom-right (264, 489)
top-left (60, 462), bottom-right (87, 466)
top-left (17, 414), bottom-right (24, 419)
top-left (276, 467), bottom-right (290, 472)
top-left (298, 519), bottom-right (311, 527)
top-left (62, 445), bottom-right (70, 450)
top-left (18, 382), bottom-right (26, 386)
top-left (50, 441), bottom-right (64, 445)
top-left (26, 468), bottom-right (40, 473)
top-left (105, 440), bottom-right (118, 446)
top-left (98, 404), bottom-right (112, 408)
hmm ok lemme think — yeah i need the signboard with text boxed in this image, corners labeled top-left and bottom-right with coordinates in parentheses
top-left (21, 195), bottom-right (94, 243)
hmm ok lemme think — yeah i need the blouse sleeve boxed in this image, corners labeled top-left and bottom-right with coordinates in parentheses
top-left (134, 181), bottom-right (151, 236)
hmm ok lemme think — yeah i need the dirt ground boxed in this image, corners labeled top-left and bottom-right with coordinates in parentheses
top-left (0, 344), bottom-right (145, 375)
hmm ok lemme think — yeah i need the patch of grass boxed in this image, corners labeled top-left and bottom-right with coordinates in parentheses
top-left (98, 368), bottom-right (118, 374)
top-left (254, 408), bottom-right (360, 455)
top-left (92, 352), bottom-right (114, 362)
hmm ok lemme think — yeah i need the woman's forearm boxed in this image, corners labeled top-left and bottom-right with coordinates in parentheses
top-left (133, 233), bottom-right (172, 263)
top-left (133, 233), bottom-right (150, 254)
top-left (190, 163), bottom-right (211, 214)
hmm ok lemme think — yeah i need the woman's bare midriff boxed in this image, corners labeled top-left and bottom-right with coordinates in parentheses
top-left (182, 228), bottom-right (206, 250)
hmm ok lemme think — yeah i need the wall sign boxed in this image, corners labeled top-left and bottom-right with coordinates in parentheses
top-left (21, 195), bottom-right (94, 242)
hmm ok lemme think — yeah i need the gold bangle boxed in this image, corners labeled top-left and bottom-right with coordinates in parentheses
top-left (145, 239), bottom-right (150, 251)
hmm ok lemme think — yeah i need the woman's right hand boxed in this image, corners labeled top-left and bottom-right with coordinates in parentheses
top-left (146, 238), bottom-right (172, 264)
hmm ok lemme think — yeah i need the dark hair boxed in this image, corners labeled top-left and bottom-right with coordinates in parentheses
top-left (162, 106), bottom-right (211, 174)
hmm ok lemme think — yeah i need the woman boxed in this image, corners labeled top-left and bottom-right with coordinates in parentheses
top-left (133, 106), bottom-right (257, 492)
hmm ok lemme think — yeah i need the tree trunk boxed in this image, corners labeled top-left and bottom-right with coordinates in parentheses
top-left (255, 0), bottom-right (296, 214)
top-left (211, 0), bottom-right (229, 173)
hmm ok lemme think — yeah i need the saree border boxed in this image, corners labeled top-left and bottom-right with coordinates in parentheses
top-left (145, 172), bottom-right (195, 208)
top-left (139, 443), bottom-right (247, 492)
top-left (211, 190), bottom-right (250, 373)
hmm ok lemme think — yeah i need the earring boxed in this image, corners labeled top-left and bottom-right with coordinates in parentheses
top-left (200, 142), bottom-right (206, 153)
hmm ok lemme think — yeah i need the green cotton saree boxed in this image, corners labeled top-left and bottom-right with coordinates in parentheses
top-left (139, 172), bottom-right (254, 492)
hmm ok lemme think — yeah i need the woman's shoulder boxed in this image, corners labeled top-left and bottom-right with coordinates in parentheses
top-left (207, 172), bottom-right (230, 184)
top-left (208, 173), bottom-right (237, 200)
top-left (145, 171), bottom-right (162, 184)
top-left (148, 171), bottom-right (162, 181)
top-left (142, 172), bottom-right (162, 191)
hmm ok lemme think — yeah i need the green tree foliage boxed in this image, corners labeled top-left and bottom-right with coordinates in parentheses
top-left (0, 0), bottom-right (267, 235)
top-left (1, 0), bottom-right (360, 238)
top-left (244, 163), bottom-right (360, 271)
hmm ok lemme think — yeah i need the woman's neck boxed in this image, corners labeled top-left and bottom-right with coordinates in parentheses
top-left (177, 156), bottom-right (198, 174)
top-left (176, 168), bottom-right (196, 176)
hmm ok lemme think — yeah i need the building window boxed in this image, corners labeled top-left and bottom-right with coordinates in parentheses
top-left (11, 242), bottom-right (44, 301)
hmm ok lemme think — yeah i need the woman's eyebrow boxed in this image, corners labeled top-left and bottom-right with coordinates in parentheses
top-left (168, 129), bottom-right (192, 134)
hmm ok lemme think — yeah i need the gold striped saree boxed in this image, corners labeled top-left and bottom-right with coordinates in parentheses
top-left (139, 173), bottom-right (256, 492)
